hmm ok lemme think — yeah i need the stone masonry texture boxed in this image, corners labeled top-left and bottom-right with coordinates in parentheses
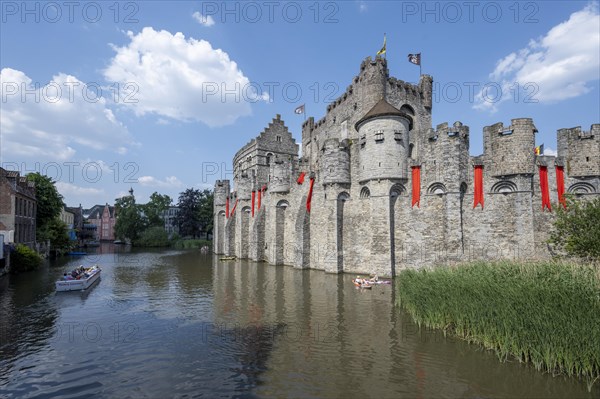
top-left (213, 56), bottom-right (600, 277)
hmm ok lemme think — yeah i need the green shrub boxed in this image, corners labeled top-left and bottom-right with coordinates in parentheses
top-left (10, 244), bottom-right (43, 273)
top-left (550, 196), bottom-right (600, 260)
top-left (136, 226), bottom-right (170, 247)
top-left (396, 261), bottom-right (600, 388)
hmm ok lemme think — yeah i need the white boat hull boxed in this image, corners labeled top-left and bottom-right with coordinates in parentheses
top-left (55, 268), bottom-right (101, 292)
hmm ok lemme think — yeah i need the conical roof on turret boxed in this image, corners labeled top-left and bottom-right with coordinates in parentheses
top-left (355, 98), bottom-right (413, 130)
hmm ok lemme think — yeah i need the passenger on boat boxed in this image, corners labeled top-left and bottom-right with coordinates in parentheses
top-left (63, 273), bottom-right (74, 280)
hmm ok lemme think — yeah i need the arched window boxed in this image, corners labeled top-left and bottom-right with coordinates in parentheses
top-left (360, 187), bottom-right (370, 198)
top-left (276, 200), bottom-right (289, 209)
top-left (408, 143), bottom-right (415, 159)
top-left (266, 153), bottom-right (273, 166)
top-left (390, 184), bottom-right (406, 197)
top-left (491, 180), bottom-right (517, 194)
top-left (427, 182), bottom-right (447, 195)
top-left (400, 104), bottom-right (415, 116)
top-left (568, 182), bottom-right (595, 195)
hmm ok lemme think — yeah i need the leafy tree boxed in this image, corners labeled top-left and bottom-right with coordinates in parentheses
top-left (142, 192), bottom-right (172, 227)
top-left (114, 195), bottom-right (147, 244)
top-left (137, 226), bottom-right (170, 247)
top-left (177, 188), bottom-right (202, 238)
top-left (550, 196), bottom-right (600, 260)
top-left (198, 189), bottom-right (213, 240)
top-left (38, 218), bottom-right (71, 251)
top-left (26, 172), bottom-right (64, 230)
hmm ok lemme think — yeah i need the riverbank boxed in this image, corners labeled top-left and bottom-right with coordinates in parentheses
top-left (396, 261), bottom-right (600, 389)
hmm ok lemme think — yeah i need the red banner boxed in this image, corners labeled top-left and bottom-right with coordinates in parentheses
top-left (306, 177), bottom-right (315, 212)
top-left (251, 191), bottom-right (255, 217)
top-left (257, 189), bottom-right (261, 211)
top-left (411, 166), bottom-right (421, 208)
top-left (539, 166), bottom-right (551, 211)
top-left (556, 166), bottom-right (566, 209)
top-left (473, 165), bottom-right (484, 209)
top-left (230, 199), bottom-right (238, 215)
top-left (297, 172), bottom-right (306, 185)
top-left (226, 196), bottom-right (229, 219)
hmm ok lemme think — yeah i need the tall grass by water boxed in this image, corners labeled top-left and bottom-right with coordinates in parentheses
top-left (396, 261), bottom-right (600, 388)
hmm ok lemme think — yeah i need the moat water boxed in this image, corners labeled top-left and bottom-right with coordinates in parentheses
top-left (0, 245), bottom-right (597, 398)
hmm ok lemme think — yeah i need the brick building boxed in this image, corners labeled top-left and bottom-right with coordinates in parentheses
top-left (85, 204), bottom-right (117, 241)
top-left (0, 168), bottom-right (37, 247)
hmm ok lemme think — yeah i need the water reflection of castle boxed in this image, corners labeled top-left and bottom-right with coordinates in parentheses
top-left (214, 55), bottom-right (599, 277)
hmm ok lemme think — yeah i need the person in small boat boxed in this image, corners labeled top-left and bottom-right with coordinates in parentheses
top-left (63, 273), bottom-right (73, 280)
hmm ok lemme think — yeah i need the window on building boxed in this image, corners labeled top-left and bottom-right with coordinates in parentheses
top-left (394, 130), bottom-right (403, 141)
top-left (266, 153), bottom-right (272, 166)
top-left (276, 136), bottom-right (281, 142)
top-left (375, 130), bottom-right (384, 142)
top-left (360, 135), bottom-right (366, 149)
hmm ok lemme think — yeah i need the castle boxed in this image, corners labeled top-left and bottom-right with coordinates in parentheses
top-left (213, 56), bottom-right (599, 277)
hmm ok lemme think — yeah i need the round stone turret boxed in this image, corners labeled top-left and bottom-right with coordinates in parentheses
top-left (356, 98), bottom-right (413, 182)
top-left (322, 138), bottom-right (351, 185)
top-left (269, 160), bottom-right (291, 193)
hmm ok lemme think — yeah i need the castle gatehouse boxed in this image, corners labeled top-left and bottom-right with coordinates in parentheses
top-left (213, 55), bottom-right (599, 277)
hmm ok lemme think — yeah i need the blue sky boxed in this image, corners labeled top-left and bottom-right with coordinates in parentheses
top-left (1, 1), bottom-right (599, 208)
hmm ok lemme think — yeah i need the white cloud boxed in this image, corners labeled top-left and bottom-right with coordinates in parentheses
top-left (56, 181), bottom-right (105, 196)
top-left (544, 147), bottom-right (558, 157)
top-left (138, 175), bottom-right (184, 188)
top-left (192, 11), bottom-right (215, 27)
top-left (475, 3), bottom-right (599, 111)
top-left (104, 27), bottom-right (267, 127)
top-left (0, 68), bottom-right (134, 160)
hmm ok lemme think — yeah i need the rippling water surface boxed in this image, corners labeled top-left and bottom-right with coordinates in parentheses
top-left (0, 245), bottom-right (596, 398)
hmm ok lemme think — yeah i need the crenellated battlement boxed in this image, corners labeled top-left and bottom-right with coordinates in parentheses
top-left (483, 118), bottom-right (537, 177)
top-left (427, 121), bottom-right (469, 143)
top-left (558, 124), bottom-right (600, 177)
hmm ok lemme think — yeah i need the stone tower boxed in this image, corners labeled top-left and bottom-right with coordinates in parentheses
top-left (356, 98), bottom-right (413, 182)
top-left (322, 138), bottom-right (351, 185)
top-left (484, 118), bottom-right (537, 177)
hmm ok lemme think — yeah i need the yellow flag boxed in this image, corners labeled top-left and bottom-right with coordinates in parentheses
top-left (377, 34), bottom-right (386, 56)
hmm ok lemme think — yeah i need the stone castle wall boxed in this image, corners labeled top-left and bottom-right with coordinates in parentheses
top-left (214, 56), bottom-right (600, 277)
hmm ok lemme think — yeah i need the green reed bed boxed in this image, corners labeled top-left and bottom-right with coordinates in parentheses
top-left (396, 261), bottom-right (600, 388)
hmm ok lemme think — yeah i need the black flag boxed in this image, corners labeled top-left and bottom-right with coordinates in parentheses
top-left (408, 53), bottom-right (421, 65)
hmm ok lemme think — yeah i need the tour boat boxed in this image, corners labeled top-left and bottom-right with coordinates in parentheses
top-left (55, 266), bottom-right (101, 292)
top-left (352, 279), bottom-right (373, 289)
